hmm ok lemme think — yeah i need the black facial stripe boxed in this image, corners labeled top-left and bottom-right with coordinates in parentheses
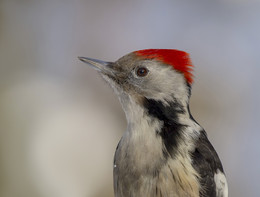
top-left (143, 98), bottom-right (186, 158)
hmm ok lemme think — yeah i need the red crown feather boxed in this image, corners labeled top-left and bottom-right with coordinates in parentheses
top-left (134, 49), bottom-right (194, 85)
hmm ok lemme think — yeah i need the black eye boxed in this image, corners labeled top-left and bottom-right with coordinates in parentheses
top-left (136, 67), bottom-right (149, 77)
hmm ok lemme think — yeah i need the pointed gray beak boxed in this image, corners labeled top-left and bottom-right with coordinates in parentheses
top-left (78, 56), bottom-right (112, 72)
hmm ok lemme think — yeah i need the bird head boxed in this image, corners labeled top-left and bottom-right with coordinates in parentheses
top-left (79, 49), bottom-right (193, 115)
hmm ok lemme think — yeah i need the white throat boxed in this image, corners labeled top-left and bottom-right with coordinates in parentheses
top-left (117, 94), bottom-right (165, 173)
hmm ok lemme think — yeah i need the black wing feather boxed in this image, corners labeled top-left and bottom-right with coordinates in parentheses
top-left (191, 130), bottom-right (224, 197)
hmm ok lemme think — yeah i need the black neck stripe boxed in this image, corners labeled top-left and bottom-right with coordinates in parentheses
top-left (143, 98), bottom-right (187, 158)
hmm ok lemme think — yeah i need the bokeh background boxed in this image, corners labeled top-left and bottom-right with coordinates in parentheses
top-left (0, 0), bottom-right (259, 196)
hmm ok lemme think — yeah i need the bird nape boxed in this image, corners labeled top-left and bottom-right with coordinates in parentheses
top-left (79, 49), bottom-right (228, 197)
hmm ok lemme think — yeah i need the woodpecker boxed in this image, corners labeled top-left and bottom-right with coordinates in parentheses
top-left (79, 49), bottom-right (228, 197)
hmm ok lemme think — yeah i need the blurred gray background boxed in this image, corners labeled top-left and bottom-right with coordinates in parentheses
top-left (0, 0), bottom-right (259, 197)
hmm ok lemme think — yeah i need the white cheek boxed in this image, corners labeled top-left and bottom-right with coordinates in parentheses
top-left (142, 66), bottom-right (189, 105)
top-left (214, 169), bottom-right (228, 197)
